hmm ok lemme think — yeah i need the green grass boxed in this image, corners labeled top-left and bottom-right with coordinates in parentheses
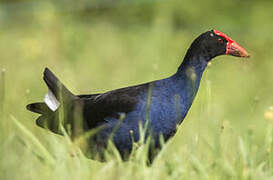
top-left (1, 0), bottom-right (273, 179)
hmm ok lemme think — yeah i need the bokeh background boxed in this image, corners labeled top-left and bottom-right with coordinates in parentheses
top-left (1, 0), bottom-right (273, 179)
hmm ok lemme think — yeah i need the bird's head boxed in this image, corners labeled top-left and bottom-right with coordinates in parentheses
top-left (212, 29), bottom-right (249, 58)
top-left (188, 29), bottom-right (249, 61)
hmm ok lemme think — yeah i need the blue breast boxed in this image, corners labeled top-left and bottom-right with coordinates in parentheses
top-left (101, 61), bottom-right (206, 151)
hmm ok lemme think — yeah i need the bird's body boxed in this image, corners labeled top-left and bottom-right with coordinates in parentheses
top-left (27, 30), bottom-right (249, 162)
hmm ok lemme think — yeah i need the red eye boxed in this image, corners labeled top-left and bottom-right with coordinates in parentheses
top-left (218, 38), bottom-right (223, 44)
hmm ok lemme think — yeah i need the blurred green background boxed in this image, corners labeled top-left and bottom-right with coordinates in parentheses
top-left (1, 0), bottom-right (273, 179)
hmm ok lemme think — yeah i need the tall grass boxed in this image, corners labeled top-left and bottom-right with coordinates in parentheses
top-left (0, 69), bottom-right (5, 118)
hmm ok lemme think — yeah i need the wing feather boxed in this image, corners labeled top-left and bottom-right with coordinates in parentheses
top-left (80, 83), bottom-right (149, 128)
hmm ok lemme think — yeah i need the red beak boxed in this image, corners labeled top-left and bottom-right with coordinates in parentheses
top-left (226, 41), bottom-right (249, 58)
top-left (213, 30), bottom-right (249, 58)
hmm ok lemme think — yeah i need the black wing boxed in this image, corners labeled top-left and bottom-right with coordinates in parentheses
top-left (79, 83), bottom-right (150, 128)
top-left (78, 93), bottom-right (101, 99)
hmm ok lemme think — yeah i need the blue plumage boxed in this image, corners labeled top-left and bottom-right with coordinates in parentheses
top-left (97, 54), bottom-right (207, 154)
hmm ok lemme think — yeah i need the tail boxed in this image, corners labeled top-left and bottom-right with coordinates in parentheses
top-left (27, 67), bottom-right (75, 113)
top-left (43, 67), bottom-right (74, 102)
top-left (26, 102), bottom-right (51, 114)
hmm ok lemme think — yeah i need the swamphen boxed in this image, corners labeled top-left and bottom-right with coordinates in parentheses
top-left (27, 30), bottom-right (249, 162)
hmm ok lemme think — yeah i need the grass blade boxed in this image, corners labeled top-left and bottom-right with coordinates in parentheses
top-left (11, 115), bottom-right (55, 165)
top-left (0, 68), bottom-right (5, 118)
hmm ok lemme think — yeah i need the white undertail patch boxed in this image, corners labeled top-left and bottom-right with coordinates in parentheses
top-left (44, 90), bottom-right (60, 111)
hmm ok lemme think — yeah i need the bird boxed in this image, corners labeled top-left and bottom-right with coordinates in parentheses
top-left (26, 29), bottom-right (249, 163)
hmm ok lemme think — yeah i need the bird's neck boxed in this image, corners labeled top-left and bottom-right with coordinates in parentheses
top-left (171, 51), bottom-right (210, 101)
top-left (177, 47), bottom-right (210, 75)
